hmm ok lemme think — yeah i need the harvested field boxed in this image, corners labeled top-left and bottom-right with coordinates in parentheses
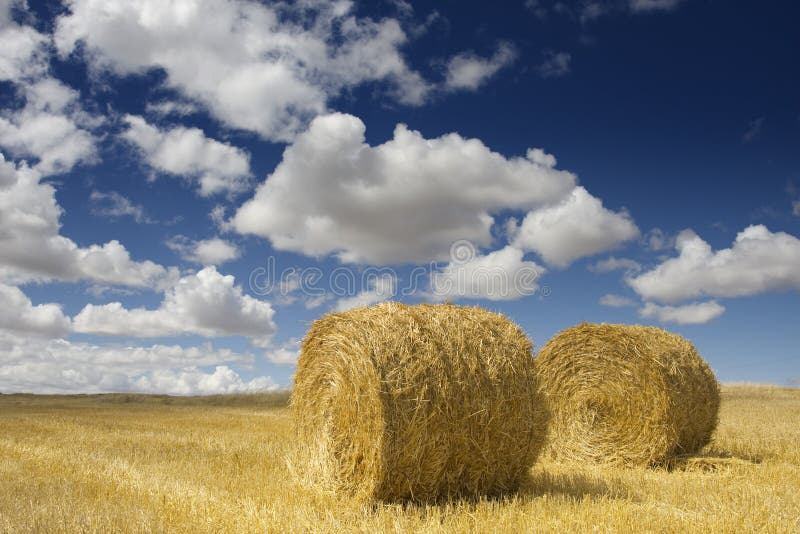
top-left (1, 385), bottom-right (798, 532)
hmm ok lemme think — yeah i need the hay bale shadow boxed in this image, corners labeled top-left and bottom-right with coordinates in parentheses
top-left (661, 451), bottom-right (762, 472)
top-left (315, 468), bottom-right (633, 517)
top-left (518, 468), bottom-right (633, 501)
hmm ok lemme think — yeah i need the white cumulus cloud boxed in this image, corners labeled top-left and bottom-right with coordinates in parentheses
top-left (639, 300), bottom-right (725, 325)
top-left (513, 186), bottom-right (640, 267)
top-left (0, 1), bottom-right (47, 80)
top-left (234, 113), bottom-right (577, 265)
top-left (73, 266), bottom-right (276, 347)
top-left (55, 0), bottom-right (431, 141)
top-left (431, 246), bottom-right (543, 301)
top-left (0, 331), bottom-right (274, 394)
top-left (334, 274), bottom-right (397, 312)
top-left (131, 366), bottom-right (277, 396)
top-left (0, 283), bottom-right (71, 337)
top-left (265, 339), bottom-right (301, 366)
top-left (0, 156), bottom-right (178, 288)
top-left (0, 151), bottom-right (16, 189)
top-left (628, 225), bottom-right (800, 302)
top-left (122, 115), bottom-right (251, 196)
top-left (166, 236), bottom-right (240, 266)
top-left (0, 9), bottom-right (99, 176)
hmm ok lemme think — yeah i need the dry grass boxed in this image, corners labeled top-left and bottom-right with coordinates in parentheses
top-left (536, 323), bottom-right (720, 466)
top-left (291, 302), bottom-right (547, 502)
top-left (1, 384), bottom-right (799, 533)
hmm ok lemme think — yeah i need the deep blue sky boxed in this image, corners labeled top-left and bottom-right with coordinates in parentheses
top-left (1, 0), bottom-right (799, 393)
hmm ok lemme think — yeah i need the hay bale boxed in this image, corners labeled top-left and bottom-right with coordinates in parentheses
top-left (290, 302), bottom-right (547, 502)
top-left (535, 323), bottom-right (720, 467)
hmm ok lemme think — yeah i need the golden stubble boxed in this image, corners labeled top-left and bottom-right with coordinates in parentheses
top-left (0, 387), bottom-right (798, 532)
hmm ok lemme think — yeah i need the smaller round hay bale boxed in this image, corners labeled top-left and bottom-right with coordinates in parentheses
top-left (290, 302), bottom-right (547, 502)
top-left (535, 323), bottom-right (719, 467)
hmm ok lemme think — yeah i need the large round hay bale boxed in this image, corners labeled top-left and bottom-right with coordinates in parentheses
top-left (290, 302), bottom-right (547, 502)
top-left (535, 323), bottom-right (720, 467)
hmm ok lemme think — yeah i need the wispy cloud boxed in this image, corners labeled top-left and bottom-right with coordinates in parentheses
top-left (590, 257), bottom-right (642, 274)
top-left (742, 117), bottom-right (765, 143)
top-left (538, 50), bottom-right (572, 78)
top-left (629, 0), bottom-right (685, 12)
top-left (599, 294), bottom-right (637, 308)
top-left (90, 191), bottom-right (153, 224)
top-left (444, 42), bottom-right (517, 91)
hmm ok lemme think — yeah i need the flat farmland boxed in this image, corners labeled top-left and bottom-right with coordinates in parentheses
top-left (1, 385), bottom-right (798, 533)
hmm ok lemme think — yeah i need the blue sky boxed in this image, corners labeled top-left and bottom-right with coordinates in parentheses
top-left (1, 0), bottom-right (798, 394)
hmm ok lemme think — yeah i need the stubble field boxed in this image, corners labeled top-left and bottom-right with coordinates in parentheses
top-left (1, 384), bottom-right (798, 533)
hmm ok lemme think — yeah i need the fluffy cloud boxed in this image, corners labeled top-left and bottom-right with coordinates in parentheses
top-left (0, 3), bottom-right (98, 177)
top-left (0, 157), bottom-right (178, 287)
top-left (265, 339), bottom-right (300, 366)
top-left (334, 274), bottom-right (397, 312)
top-left (0, 283), bottom-right (71, 337)
top-left (628, 225), bottom-right (800, 302)
top-left (74, 266), bottom-right (276, 346)
top-left (55, 0), bottom-right (430, 141)
top-left (513, 186), bottom-right (640, 267)
top-left (210, 205), bottom-right (234, 233)
top-left (130, 366), bottom-right (276, 396)
top-left (0, 79), bottom-right (98, 176)
top-left (0, 336), bottom-right (250, 369)
top-left (0, 2), bottom-right (47, 80)
top-left (0, 151), bottom-right (16, 189)
top-left (444, 42), bottom-right (516, 91)
top-left (234, 113), bottom-right (576, 264)
top-left (431, 245), bottom-right (542, 301)
top-left (0, 331), bottom-right (274, 394)
top-left (122, 115), bottom-right (251, 196)
top-left (639, 301), bottom-right (725, 325)
top-left (599, 293), bottom-right (637, 308)
top-left (166, 236), bottom-right (240, 266)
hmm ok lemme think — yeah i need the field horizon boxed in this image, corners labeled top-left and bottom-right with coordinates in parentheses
top-left (1, 384), bottom-right (798, 532)
top-left (1, 381), bottom-right (793, 402)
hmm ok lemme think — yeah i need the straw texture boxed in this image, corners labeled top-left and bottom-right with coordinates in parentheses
top-left (290, 302), bottom-right (547, 502)
top-left (536, 323), bottom-right (720, 467)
